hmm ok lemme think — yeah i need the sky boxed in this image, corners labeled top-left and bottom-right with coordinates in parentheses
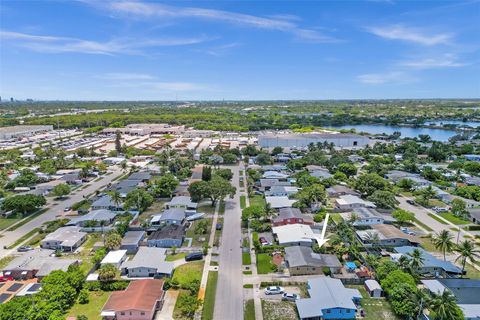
top-left (0, 0), bottom-right (479, 101)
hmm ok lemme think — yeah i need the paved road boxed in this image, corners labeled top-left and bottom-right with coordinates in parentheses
top-left (213, 165), bottom-right (243, 320)
top-left (0, 167), bottom-right (123, 258)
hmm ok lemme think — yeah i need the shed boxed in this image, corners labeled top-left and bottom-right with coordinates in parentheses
top-left (365, 279), bottom-right (383, 298)
top-left (101, 250), bottom-right (127, 268)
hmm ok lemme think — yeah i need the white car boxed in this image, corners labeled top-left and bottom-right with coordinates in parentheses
top-left (264, 286), bottom-right (284, 295)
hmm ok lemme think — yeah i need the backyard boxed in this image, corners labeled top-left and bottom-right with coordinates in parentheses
top-left (346, 285), bottom-right (400, 320)
top-left (68, 290), bottom-right (110, 320)
top-left (256, 253), bottom-right (275, 274)
top-left (262, 300), bottom-right (298, 320)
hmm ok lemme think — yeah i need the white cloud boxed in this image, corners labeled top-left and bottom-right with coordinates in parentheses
top-left (400, 54), bottom-right (466, 69)
top-left (89, 0), bottom-right (337, 43)
top-left (0, 30), bottom-right (211, 55)
top-left (357, 71), bottom-right (416, 84)
top-left (366, 24), bottom-right (452, 45)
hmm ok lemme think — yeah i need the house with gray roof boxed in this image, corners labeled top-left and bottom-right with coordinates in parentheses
top-left (296, 277), bottom-right (361, 320)
top-left (165, 196), bottom-right (198, 210)
top-left (285, 246), bottom-right (341, 276)
top-left (147, 225), bottom-right (184, 248)
top-left (107, 179), bottom-right (141, 197)
top-left (40, 226), bottom-right (87, 252)
top-left (341, 207), bottom-right (396, 226)
top-left (121, 247), bottom-right (174, 278)
top-left (121, 231), bottom-right (145, 253)
top-left (91, 194), bottom-right (123, 211)
top-left (265, 185), bottom-right (299, 197)
top-left (327, 185), bottom-right (360, 198)
top-left (126, 171), bottom-right (152, 182)
top-left (150, 208), bottom-right (186, 226)
top-left (393, 246), bottom-right (463, 277)
top-left (66, 209), bottom-right (116, 227)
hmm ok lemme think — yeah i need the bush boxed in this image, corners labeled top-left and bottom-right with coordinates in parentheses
top-left (78, 289), bottom-right (89, 304)
top-left (77, 316), bottom-right (88, 320)
top-left (85, 280), bottom-right (129, 291)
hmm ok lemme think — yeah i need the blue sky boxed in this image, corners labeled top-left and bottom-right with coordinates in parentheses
top-left (0, 0), bottom-right (479, 100)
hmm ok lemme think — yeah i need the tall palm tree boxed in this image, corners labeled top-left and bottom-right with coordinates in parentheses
top-left (454, 240), bottom-right (480, 276)
top-left (429, 290), bottom-right (463, 320)
top-left (408, 248), bottom-right (425, 274)
top-left (433, 230), bottom-right (454, 261)
top-left (109, 191), bottom-right (122, 210)
top-left (397, 255), bottom-right (412, 273)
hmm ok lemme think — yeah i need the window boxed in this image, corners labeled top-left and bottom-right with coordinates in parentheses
top-left (353, 141), bottom-right (358, 146)
top-left (120, 312), bottom-right (125, 315)
top-left (140, 312), bottom-right (145, 315)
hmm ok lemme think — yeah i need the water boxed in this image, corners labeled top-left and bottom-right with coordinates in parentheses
top-left (426, 120), bottom-right (480, 128)
top-left (326, 124), bottom-right (459, 142)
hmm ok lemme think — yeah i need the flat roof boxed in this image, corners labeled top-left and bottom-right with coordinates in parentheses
top-left (101, 250), bottom-right (127, 264)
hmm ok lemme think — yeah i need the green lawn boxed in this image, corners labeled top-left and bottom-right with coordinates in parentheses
top-left (256, 253), bottom-right (275, 274)
top-left (7, 228), bottom-right (40, 249)
top-left (186, 218), bottom-right (213, 247)
top-left (249, 195), bottom-right (266, 207)
top-left (412, 217), bottom-right (434, 231)
top-left (201, 271), bottom-right (218, 320)
top-left (172, 260), bottom-right (204, 286)
top-left (0, 217), bottom-right (21, 231)
top-left (240, 195), bottom-right (246, 209)
top-left (439, 212), bottom-right (470, 225)
top-left (0, 256), bottom-right (15, 269)
top-left (347, 285), bottom-right (400, 320)
top-left (330, 213), bottom-right (344, 224)
top-left (242, 252), bottom-right (252, 265)
top-left (166, 252), bottom-right (187, 261)
top-left (68, 290), bottom-right (111, 320)
top-left (7, 208), bottom-right (48, 231)
top-left (219, 201), bottom-right (225, 214)
top-left (244, 299), bottom-right (255, 320)
top-left (428, 213), bottom-right (448, 225)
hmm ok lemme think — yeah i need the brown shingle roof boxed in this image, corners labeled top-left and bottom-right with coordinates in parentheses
top-left (102, 279), bottom-right (164, 313)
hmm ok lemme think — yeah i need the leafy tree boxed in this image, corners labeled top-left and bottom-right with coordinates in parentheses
top-left (367, 190), bottom-right (398, 209)
top-left (98, 263), bottom-right (117, 282)
top-left (222, 153), bottom-right (238, 164)
top-left (124, 189), bottom-right (154, 212)
top-left (115, 131), bottom-right (122, 153)
top-left (202, 166), bottom-right (212, 181)
top-left (188, 181), bottom-right (205, 202)
top-left (381, 270), bottom-right (416, 294)
top-left (433, 230), bottom-right (454, 261)
top-left (241, 204), bottom-right (266, 221)
top-left (463, 161), bottom-right (480, 175)
top-left (1, 194), bottom-right (46, 216)
top-left (392, 209), bottom-right (415, 225)
top-left (428, 141), bottom-right (450, 162)
top-left (397, 178), bottom-right (415, 191)
top-left (52, 183), bottom-right (71, 198)
top-left (105, 231), bottom-right (122, 250)
top-left (389, 283), bottom-right (419, 318)
top-left (203, 176), bottom-right (236, 207)
top-left (415, 185), bottom-right (437, 206)
top-left (271, 146), bottom-right (283, 156)
top-left (151, 173), bottom-right (178, 198)
top-left (355, 173), bottom-right (390, 196)
top-left (337, 163), bottom-right (357, 177)
top-left (451, 198), bottom-right (468, 218)
top-left (39, 159), bottom-right (57, 174)
top-left (214, 168), bottom-right (233, 181)
top-left (194, 220), bottom-right (209, 235)
top-left (255, 152), bottom-right (272, 165)
top-left (454, 240), bottom-right (480, 276)
top-left (176, 294), bottom-right (201, 317)
top-left (294, 184), bottom-right (326, 210)
top-left (78, 289), bottom-right (89, 304)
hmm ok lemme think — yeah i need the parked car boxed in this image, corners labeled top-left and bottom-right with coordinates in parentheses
top-left (185, 252), bottom-right (203, 262)
top-left (17, 246), bottom-right (33, 252)
top-left (433, 207), bottom-right (448, 213)
top-left (282, 293), bottom-right (299, 301)
top-left (64, 207), bottom-right (72, 212)
top-left (216, 223), bottom-right (222, 230)
top-left (264, 286), bottom-right (284, 295)
top-left (0, 276), bottom-right (14, 283)
top-left (259, 237), bottom-right (270, 246)
top-left (406, 199), bottom-right (416, 206)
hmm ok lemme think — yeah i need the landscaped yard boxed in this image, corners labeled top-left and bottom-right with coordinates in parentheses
top-left (166, 252), bottom-right (187, 261)
top-left (201, 271), bottom-right (218, 320)
top-left (68, 290), bottom-right (110, 320)
top-left (249, 195), bottom-right (266, 207)
top-left (172, 260), bottom-right (204, 285)
top-left (347, 285), bottom-right (400, 320)
top-left (242, 252), bottom-right (252, 265)
top-left (262, 300), bottom-right (298, 320)
top-left (439, 212), bottom-right (470, 225)
top-left (240, 195), bottom-right (246, 209)
top-left (186, 218), bottom-right (212, 247)
top-left (256, 253), bottom-right (275, 274)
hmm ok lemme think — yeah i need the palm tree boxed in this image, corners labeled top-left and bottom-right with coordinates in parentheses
top-left (433, 230), bottom-right (454, 261)
top-left (454, 240), bottom-right (480, 276)
top-left (397, 255), bottom-right (412, 273)
top-left (348, 212), bottom-right (359, 225)
top-left (429, 290), bottom-right (463, 320)
top-left (109, 190), bottom-right (122, 210)
top-left (408, 248), bottom-right (425, 274)
top-left (120, 161), bottom-right (128, 172)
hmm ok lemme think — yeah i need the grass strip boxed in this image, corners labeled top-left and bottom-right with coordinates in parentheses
top-left (201, 271), bottom-right (218, 320)
top-left (6, 208), bottom-right (48, 231)
top-left (7, 228), bottom-right (40, 249)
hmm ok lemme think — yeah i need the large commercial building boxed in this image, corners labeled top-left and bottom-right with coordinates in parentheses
top-left (103, 124), bottom-right (184, 135)
top-left (0, 125), bottom-right (53, 140)
top-left (258, 132), bottom-right (369, 149)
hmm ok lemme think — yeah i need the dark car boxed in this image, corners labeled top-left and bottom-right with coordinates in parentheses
top-left (406, 199), bottom-right (416, 206)
top-left (185, 252), bottom-right (204, 262)
top-left (216, 223), bottom-right (222, 230)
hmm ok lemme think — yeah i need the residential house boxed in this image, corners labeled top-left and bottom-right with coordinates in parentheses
top-left (121, 231), bottom-right (145, 254)
top-left (341, 207), bottom-right (396, 226)
top-left (262, 165), bottom-right (288, 171)
top-left (262, 171), bottom-right (289, 180)
top-left (61, 171), bottom-right (82, 184)
top-left (150, 208), bottom-right (186, 226)
top-left (464, 154), bottom-right (480, 162)
top-left (356, 224), bottom-right (420, 248)
top-left (438, 193), bottom-right (480, 208)
top-left (108, 180), bottom-right (141, 198)
top-left (272, 207), bottom-right (314, 227)
top-left (40, 226), bottom-right (87, 252)
top-left (66, 209), bottom-right (116, 227)
top-left (265, 185), bottom-right (299, 197)
top-left (126, 171), bottom-right (152, 183)
top-left (421, 279), bottom-right (480, 320)
top-left (147, 225), bottom-right (184, 248)
top-left (334, 195), bottom-right (376, 212)
top-left (121, 247), bottom-right (174, 278)
top-left (393, 246), bottom-right (463, 277)
top-left (467, 208), bottom-right (480, 224)
top-left (310, 169), bottom-right (333, 180)
top-left (101, 279), bottom-right (165, 320)
top-left (165, 196), bottom-right (198, 210)
top-left (258, 179), bottom-right (291, 191)
top-left (326, 185), bottom-right (360, 198)
top-left (284, 246), bottom-right (341, 275)
top-left (2, 249), bottom-right (79, 280)
top-left (101, 250), bottom-right (128, 268)
top-left (296, 277), bottom-right (361, 320)
top-left (272, 224), bottom-right (317, 247)
top-left (91, 195), bottom-right (123, 211)
top-left (265, 196), bottom-right (297, 209)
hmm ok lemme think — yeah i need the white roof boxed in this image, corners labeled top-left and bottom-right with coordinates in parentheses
top-left (101, 250), bottom-right (127, 264)
top-left (272, 224), bottom-right (315, 245)
top-left (365, 279), bottom-right (382, 291)
top-left (265, 196), bottom-right (297, 209)
top-left (336, 195), bottom-right (376, 207)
